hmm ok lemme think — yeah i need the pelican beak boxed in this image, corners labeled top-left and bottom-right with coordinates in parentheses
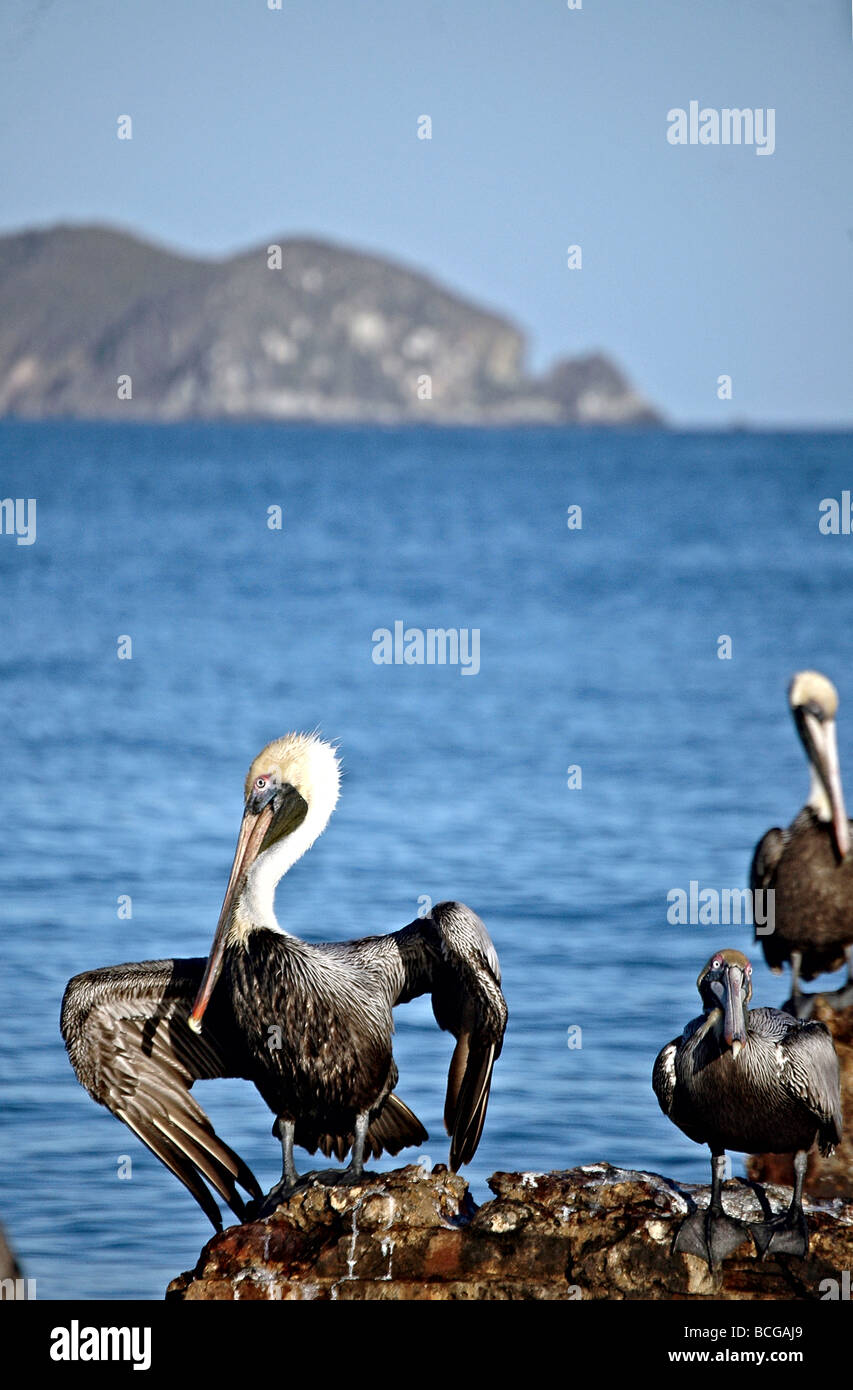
top-left (188, 784), bottom-right (308, 1032)
top-left (821, 719), bottom-right (850, 860)
top-left (801, 709), bottom-right (850, 860)
top-left (722, 965), bottom-right (747, 1057)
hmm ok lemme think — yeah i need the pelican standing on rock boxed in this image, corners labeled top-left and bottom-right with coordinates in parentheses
top-left (653, 949), bottom-right (841, 1269)
top-left (62, 734), bottom-right (507, 1227)
top-left (751, 670), bottom-right (853, 1015)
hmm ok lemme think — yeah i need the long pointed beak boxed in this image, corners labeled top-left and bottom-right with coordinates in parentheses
top-left (722, 966), bottom-right (747, 1057)
top-left (804, 712), bottom-right (850, 860)
top-left (188, 802), bottom-right (276, 1033)
top-left (821, 719), bottom-right (850, 860)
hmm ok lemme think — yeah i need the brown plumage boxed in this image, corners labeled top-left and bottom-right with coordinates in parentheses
top-left (60, 956), bottom-right (426, 1229)
top-left (751, 671), bottom-right (853, 1009)
top-left (654, 949), bottom-right (841, 1268)
top-left (62, 735), bottom-right (507, 1228)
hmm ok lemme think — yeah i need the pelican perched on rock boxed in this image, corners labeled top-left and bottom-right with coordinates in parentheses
top-left (751, 671), bottom-right (853, 1015)
top-left (62, 734), bottom-right (507, 1228)
top-left (653, 949), bottom-right (841, 1268)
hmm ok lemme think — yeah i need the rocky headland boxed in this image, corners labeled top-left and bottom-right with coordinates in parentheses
top-left (0, 224), bottom-right (661, 426)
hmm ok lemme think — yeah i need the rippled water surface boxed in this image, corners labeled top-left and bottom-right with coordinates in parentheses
top-left (1, 422), bottom-right (851, 1298)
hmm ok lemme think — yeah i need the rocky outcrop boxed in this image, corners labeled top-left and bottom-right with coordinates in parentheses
top-left (166, 1163), bottom-right (852, 1301)
top-left (542, 352), bottom-right (660, 425)
top-left (0, 225), bottom-right (662, 425)
top-left (748, 996), bottom-right (853, 1201)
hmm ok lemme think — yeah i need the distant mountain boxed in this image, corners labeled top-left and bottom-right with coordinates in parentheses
top-left (0, 224), bottom-right (662, 425)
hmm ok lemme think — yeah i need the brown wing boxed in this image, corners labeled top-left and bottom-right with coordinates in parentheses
top-left (61, 957), bottom-right (262, 1229)
top-left (750, 826), bottom-right (788, 953)
top-left (750, 827), bottom-right (787, 892)
top-left (780, 1017), bottom-right (843, 1155)
top-left (391, 901), bottom-right (507, 1169)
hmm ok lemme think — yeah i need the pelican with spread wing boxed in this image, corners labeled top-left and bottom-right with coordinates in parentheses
top-left (61, 734), bottom-right (507, 1227)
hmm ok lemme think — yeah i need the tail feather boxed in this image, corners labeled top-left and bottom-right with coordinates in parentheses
top-left (311, 1093), bottom-right (428, 1163)
top-left (368, 1093), bottom-right (428, 1157)
top-left (118, 1111), bottom-right (235, 1229)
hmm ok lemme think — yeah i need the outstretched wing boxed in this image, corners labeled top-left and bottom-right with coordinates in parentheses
top-left (61, 958), bottom-right (262, 1229)
top-left (390, 901), bottom-right (507, 1169)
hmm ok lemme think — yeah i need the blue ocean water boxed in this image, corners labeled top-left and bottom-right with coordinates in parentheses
top-left (0, 421), bottom-right (851, 1300)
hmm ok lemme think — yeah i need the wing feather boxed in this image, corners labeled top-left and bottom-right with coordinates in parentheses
top-left (750, 827), bottom-right (787, 892)
top-left (61, 957), bottom-right (262, 1228)
top-left (781, 1019), bottom-right (843, 1154)
top-left (389, 901), bottom-right (507, 1170)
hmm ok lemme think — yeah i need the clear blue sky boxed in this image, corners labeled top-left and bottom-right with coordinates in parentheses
top-left (1, 0), bottom-right (851, 425)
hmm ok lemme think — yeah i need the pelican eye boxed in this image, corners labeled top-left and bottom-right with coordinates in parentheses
top-left (255, 777), bottom-right (267, 789)
top-left (712, 957), bottom-right (723, 969)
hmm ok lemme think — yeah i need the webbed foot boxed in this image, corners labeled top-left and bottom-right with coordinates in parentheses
top-left (817, 981), bottom-right (853, 1012)
top-left (782, 992), bottom-right (815, 1020)
top-left (259, 1164), bottom-right (372, 1197)
top-left (247, 1176), bottom-right (300, 1219)
top-left (299, 1163), bottom-right (371, 1189)
top-left (673, 1206), bottom-right (751, 1270)
top-left (751, 1208), bottom-right (809, 1260)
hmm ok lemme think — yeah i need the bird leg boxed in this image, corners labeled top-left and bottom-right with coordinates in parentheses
top-left (299, 1112), bottom-right (373, 1187)
top-left (817, 944), bottom-right (853, 1012)
top-left (274, 1113), bottom-right (374, 1194)
top-left (673, 1154), bottom-right (751, 1271)
top-left (247, 1119), bottom-right (300, 1218)
top-left (278, 1117), bottom-right (300, 1185)
top-left (785, 947), bottom-right (853, 1016)
top-left (265, 1116), bottom-right (300, 1192)
top-left (783, 951), bottom-right (815, 1020)
top-left (751, 1150), bottom-right (810, 1260)
top-left (343, 1111), bottom-right (369, 1180)
top-left (257, 1112), bottom-right (301, 1200)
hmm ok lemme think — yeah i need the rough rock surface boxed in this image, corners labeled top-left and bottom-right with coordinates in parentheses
top-left (748, 996), bottom-right (853, 1200)
top-left (166, 1163), bottom-right (853, 1301)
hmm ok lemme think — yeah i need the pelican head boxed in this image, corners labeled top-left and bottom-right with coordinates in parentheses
top-left (789, 670), bottom-right (850, 860)
top-left (189, 733), bottom-right (340, 1032)
top-left (697, 949), bottom-right (752, 1058)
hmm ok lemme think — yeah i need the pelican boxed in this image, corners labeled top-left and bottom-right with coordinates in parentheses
top-left (751, 670), bottom-right (853, 1014)
top-left (653, 949), bottom-right (841, 1269)
top-left (61, 734), bottom-right (507, 1228)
